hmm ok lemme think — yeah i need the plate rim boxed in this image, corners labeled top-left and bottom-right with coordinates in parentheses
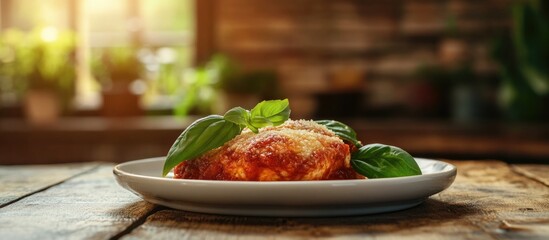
top-left (113, 157), bottom-right (457, 216)
top-left (113, 157), bottom-right (456, 185)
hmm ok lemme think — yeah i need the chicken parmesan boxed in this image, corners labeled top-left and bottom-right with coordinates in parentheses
top-left (173, 120), bottom-right (363, 181)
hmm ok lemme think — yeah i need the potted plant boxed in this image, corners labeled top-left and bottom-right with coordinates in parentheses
top-left (492, 0), bottom-right (549, 122)
top-left (416, 63), bottom-right (481, 122)
top-left (211, 54), bottom-right (278, 112)
top-left (171, 54), bottom-right (278, 116)
top-left (92, 47), bottom-right (144, 117)
top-left (414, 14), bottom-right (483, 122)
top-left (0, 28), bottom-right (76, 125)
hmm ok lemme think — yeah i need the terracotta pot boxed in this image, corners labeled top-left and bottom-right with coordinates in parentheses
top-left (439, 38), bottom-right (469, 68)
top-left (24, 89), bottom-right (61, 125)
top-left (101, 91), bottom-right (142, 117)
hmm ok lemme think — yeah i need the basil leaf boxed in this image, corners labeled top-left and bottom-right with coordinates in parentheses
top-left (247, 123), bottom-right (259, 134)
top-left (163, 99), bottom-right (293, 176)
top-left (315, 120), bottom-right (361, 147)
top-left (351, 143), bottom-right (422, 178)
top-left (250, 99), bottom-right (290, 126)
top-left (224, 107), bottom-right (268, 133)
top-left (224, 107), bottom-right (249, 127)
top-left (162, 115), bottom-right (242, 176)
top-left (249, 116), bottom-right (272, 128)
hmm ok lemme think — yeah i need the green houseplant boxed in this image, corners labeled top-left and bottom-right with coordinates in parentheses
top-left (92, 47), bottom-right (144, 117)
top-left (0, 28), bottom-right (76, 124)
top-left (170, 54), bottom-right (278, 117)
top-left (211, 54), bottom-right (278, 112)
top-left (492, 0), bottom-right (549, 121)
top-left (173, 61), bottom-right (218, 116)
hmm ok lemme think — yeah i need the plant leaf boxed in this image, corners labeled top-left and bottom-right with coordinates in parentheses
top-left (351, 143), bottom-right (422, 178)
top-left (163, 99), bottom-right (294, 176)
top-left (224, 107), bottom-right (249, 127)
top-left (250, 99), bottom-right (290, 126)
top-left (249, 116), bottom-right (272, 128)
top-left (163, 115), bottom-right (241, 176)
top-left (315, 120), bottom-right (361, 147)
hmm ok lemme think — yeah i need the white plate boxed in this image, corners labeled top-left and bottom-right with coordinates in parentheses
top-left (113, 157), bottom-right (456, 217)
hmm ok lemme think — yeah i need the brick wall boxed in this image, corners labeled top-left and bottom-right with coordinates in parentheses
top-left (213, 0), bottom-right (510, 118)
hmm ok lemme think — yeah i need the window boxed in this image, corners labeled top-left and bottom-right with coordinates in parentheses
top-left (0, 0), bottom-right (195, 111)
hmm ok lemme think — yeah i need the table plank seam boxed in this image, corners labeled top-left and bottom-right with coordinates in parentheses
top-left (108, 205), bottom-right (162, 240)
top-left (0, 164), bottom-right (101, 209)
top-left (510, 165), bottom-right (549, 188)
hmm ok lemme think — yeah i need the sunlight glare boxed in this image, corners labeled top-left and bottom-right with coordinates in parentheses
top-left (41, 27), bottom-right (59, 42)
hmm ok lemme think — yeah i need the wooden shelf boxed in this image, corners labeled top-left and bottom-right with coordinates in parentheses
top-left (1, 117), bottom-right (548, 164)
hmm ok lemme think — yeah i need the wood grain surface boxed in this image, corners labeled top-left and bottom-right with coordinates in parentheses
top-left (0, 163), bottom-right (98, 207)
top-left (0, 164), bottom-right (157, 239)
top-left (511, 164), bottom-right (549, 186)
top-left (0, 161), bottom-right (547, 240)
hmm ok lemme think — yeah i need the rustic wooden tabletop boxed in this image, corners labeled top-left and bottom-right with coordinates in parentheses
top-left (0, 160), bottom-right (547, 239)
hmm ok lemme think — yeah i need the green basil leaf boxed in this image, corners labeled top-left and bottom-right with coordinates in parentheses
top-left (247, 123), bottom-right (259, 134)
top-left (224, 107), bottom-right (249, 127)
top-left (163, 115), bottom-right (242, 176)
top-left (163, 99), bottom-right (293, 176)
top-left (351, 143), bottom-right (422, 178)
top-left (249, 116), bottom-right (272, 128)
top-left (315, 120), bottom-right (361, 147)
top-left (250, 99), bottom-right (290, 126)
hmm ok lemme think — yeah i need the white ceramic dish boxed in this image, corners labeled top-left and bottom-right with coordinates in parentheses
top-left (113, 157), bottom-right (456, 217)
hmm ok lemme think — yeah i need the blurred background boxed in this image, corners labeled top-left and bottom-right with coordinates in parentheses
top-left (0, 0), bottom-right (547, 165)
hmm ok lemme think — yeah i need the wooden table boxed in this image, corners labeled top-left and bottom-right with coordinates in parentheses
top-left (1, 160), bottom-right (548, 239)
